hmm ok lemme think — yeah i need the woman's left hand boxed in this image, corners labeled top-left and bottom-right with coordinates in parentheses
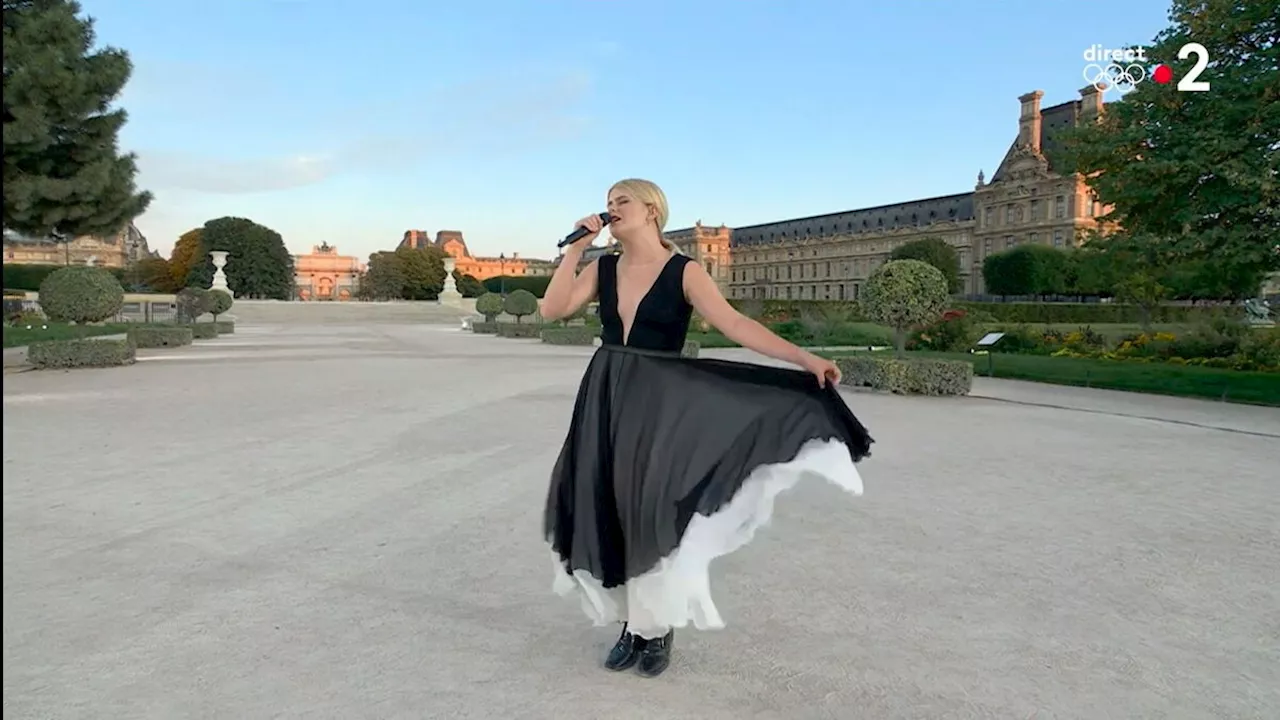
top-left (799, 352), bottom-right (842, 387)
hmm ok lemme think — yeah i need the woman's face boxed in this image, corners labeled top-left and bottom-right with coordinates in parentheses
top-left (606, 190), bottom-right (649, 238)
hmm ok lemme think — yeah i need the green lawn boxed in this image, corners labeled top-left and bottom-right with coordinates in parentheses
top-left (821, 349), bottom-right (1280, 407)
top-left (993, 322), bottom-right (1190, 340)
top-left (3, 322), bottom-right (133, 348)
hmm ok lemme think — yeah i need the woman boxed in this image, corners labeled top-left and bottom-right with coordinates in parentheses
top-left (539, 178), bottom-right (873, 678)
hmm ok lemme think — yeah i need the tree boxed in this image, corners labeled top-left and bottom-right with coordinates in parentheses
top-left (127, 256), bottom-right (178, 293)
top-left (208, 289), bottom-right (233, 320)
top-left (174, 287), bottom-right (213, 323)
top-left (359, 252), bottom-right (406, 300)
top-left (185, 217), bottom-right (294, 300)
top-left (860, 259), bottom-right (949, 357)
top-left (1052, 0), bottom-right (1280, 282)
top-left (1114, 271), bottom-right (1169, 331)
top-left (502, 289), bottom-right (539, 323)
top-left (890, 237), bottom-right (962, 294)
top-left (394, 245), bottom-right (446, 300)
top-left (454, 271), bottom-right (486, 298)
top-left (982, 245), bottom-right (1072, 297)
top-left (3, 0), bottom-right (152, 240)
top-left (168, 229), bottom-right (203, 289)
top-left (475, 292), bottom-right (503, 321)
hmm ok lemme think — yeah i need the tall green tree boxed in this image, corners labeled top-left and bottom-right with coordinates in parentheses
top-left (2, 0), bottom-right (152, 239)
top-left (393, 245), bottom-right (446, 300)
top-left (1053, 0), bottom-right (1279, 279)
top-left (185, 217), bottom-right (295, 300)
top-left (889, 237), bottom-right (963, 294)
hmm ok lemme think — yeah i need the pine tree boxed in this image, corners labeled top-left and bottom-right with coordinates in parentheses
top-left (2, 0), bottom-right (152, 240)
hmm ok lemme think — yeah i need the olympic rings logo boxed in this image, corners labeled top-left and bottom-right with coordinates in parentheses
top-left (1083, 63), bottom-right (1146, 93)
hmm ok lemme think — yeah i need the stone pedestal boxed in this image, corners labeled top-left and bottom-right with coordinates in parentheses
top-left (209, 251), bottom-right (233, 297)
top-left (439, 256), bottom-right (463, 308)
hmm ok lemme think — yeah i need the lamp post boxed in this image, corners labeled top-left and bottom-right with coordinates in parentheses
top-left (499, 253), bottom-right (506, 296)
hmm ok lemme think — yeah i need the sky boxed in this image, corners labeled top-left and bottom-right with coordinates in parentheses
top-left (79, 0), bottom-right (1176, 261)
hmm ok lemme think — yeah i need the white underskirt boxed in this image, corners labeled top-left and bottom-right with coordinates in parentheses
top-left (551, 438), bottom-right (863, 639)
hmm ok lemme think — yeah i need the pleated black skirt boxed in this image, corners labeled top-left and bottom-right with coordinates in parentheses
top-left (543, 344), bottom-right (874, 638)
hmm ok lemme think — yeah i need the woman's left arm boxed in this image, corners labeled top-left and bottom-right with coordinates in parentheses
top-left (682, 261), bottom-right (820, 370)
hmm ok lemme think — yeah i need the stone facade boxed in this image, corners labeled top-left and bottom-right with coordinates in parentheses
top-left (727, 87), bottom-right (1111, 299)
top-left (3, 222), bottom-right (157, 268)
top-left (399, 230), bottom-right (555, 280)
top-left (294, 242), bottom-right (363, 301)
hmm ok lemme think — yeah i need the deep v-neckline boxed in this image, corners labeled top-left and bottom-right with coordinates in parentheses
top-left (615, 254), bottom-right (676, 346)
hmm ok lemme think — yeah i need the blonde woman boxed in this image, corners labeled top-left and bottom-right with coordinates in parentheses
top-left (540, 179), bottom-right (873, 678)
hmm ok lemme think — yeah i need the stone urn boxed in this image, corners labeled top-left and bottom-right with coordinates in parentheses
top-left (209, 251), bottom-right (233, 297)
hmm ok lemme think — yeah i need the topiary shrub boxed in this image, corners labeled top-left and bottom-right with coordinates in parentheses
top-left (175, 287), bottom-right (215, 323)
top-left (215, 320), bottom-right (235, 334)
top-left (37, 266), bottom-right (125, 324)
top-left (475, 292), bottom-right (504, 322)
top-left (835, 355), bottom-right (972, 396)
top-left (471, 321), bottom-right (499, 334)
top-left (208, 289), bottom-right (233, 320)
top-left (128, 324), bottom-right (194, 348)
top-left (28, 336), bottom-right (135, 369)
top-left (496, 322), bottom-right (543, 338)
top-left (860, 259), bottom-right (949, 357)
top-left (541, 327), bottom-right (599, 345)
top-left (502, 289), bottom-right (539, 323)
top-left (191, 323), bottom-right (219, 339)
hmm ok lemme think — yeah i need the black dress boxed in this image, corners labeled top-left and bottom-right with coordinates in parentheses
top-left (544, 253), bottom-right (873, 639)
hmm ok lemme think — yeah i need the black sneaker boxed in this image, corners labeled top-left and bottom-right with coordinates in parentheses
top-left (604, 624), bottom-right (646, 671)
top-left (636, 629), bottom-right (673, 677)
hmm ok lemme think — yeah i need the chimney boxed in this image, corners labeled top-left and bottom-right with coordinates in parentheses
top-left (1078, 85), bottom-right (1103, 120)
top-left (1018, 90), bottom-right (1044, 151)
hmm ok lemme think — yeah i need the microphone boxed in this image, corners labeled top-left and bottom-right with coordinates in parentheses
top-left (557, 212), bottom-right (611, 248)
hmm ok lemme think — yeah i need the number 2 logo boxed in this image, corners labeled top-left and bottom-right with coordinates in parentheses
top-left (1177, 42), bottom-right (1210, 92)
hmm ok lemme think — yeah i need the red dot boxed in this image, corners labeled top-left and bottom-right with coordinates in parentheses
top-left (1153, 64), bottom-right (1173, 84)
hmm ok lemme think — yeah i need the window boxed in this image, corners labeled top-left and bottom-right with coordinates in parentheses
top-left (984, 207), bottom-right (994, 227)
top-left (1053, 229), bottom-right (1065, 247)
top-left (1030, 199), bottom-right (1042, 220)
top-left (1005, 234), bottom-right (1015, 248)
top-left (1055, 195), bottom-right (1066, 218)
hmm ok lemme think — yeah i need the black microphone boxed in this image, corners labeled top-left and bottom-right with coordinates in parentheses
top-left (558, 212), bottom-right (611, 248)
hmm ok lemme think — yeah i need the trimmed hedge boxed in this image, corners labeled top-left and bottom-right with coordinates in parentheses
top-left (835, 355), bottom-right (972, 396)
top-left (681, 340), bottom-right (700, 359)
top-left (541, 327), bottom-right (599, 345)
top-left (215, 320), bottom-right (235, 334)
top-left (726, 298), bottom-right (1240, 326)
top-left (28, 336), bottom-right (136, 369)
top-left (190, 323), bottom-right (219, 339)
top-left (128, 325), bottom-right (193, 348)
top-left (37, 266), bottom-right (125, 324)
top-left (496, 322), bottom-right (544, 339)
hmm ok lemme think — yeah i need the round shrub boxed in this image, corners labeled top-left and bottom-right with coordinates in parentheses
top-left (860, 259), bottom-right (949, 355)
top-left (209, 289), bottom-right (233, 317)
top-left (475, 292), bottom-right (504, 321)
top-left (502, 289), bottom-right (539, 323)
top-left (37, 266), bottom-right (125, 324)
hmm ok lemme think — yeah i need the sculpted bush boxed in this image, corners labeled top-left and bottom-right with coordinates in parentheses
top-left (502, 289), bottom-right (539, 323)
top-left (208, 289), bottom-right (233, 319)
top-left (37, 266), bottom-right (124, 324)
top-left (860, 259), bottom-right (949, 356)
top-left (475, 292), bottom-right (504, 322)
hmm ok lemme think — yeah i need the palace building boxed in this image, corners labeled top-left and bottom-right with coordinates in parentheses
top-left (3, 222), bottom-right (158, 268)
top-left (294, 242), bottom-right (364, 300)
top-left (555, 86), bottom-right (1112, 300)
top-left (399, 230), bottom-right (556, 280)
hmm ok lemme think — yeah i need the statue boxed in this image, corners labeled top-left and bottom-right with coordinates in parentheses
top-left (1243, 297), bottom-right (1274, 327)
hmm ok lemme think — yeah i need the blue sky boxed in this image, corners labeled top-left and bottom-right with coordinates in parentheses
top-left (81, 0), bottom-right (1175, 260)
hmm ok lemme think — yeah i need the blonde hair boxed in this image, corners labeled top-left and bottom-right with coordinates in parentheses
top-left (608, 178), bottom-right (682, 255)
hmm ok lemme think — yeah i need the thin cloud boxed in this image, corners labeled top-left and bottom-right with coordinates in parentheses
top-left (131, 68), bottom-right (597, 195)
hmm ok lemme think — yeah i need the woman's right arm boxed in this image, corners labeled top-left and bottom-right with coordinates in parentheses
top-left (540, 250), bottom-right (600, 321)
